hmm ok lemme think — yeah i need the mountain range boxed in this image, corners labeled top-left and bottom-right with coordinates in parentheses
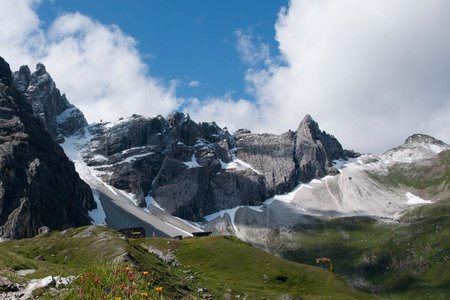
top-left (0, 57), bottom-right (448, 299)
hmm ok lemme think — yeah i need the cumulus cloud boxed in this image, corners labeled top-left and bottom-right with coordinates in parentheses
top-left (0, 0), bottom-right (178, 123)
top-left (254, 0), bottom-right (450, 152)
top-left (235, 29), bottom-right (271, 66)
top-left (0, 0), bottom-right (43, 66)
top-left (194, 0), bottom-right (450, 152)
top-left (185, 96), bottom-right (260, 131)
top-left (1, 0), bottom-right (449, 153)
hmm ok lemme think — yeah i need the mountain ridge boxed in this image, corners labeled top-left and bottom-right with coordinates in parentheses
top-left (0, 57), bottom-right (95, 239)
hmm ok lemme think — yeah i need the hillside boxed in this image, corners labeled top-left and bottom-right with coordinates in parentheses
top-left (0, 226), bottom-right (373, 299)
top-left (248, 149), bottom-right (450, 299)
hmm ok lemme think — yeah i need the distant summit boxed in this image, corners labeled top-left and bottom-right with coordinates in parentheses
top-left (404, 133), bottom-right (448, 147)
top-left (13, 62), bottom-right (88, 142)
top-left (382, 133), bottom-right (449, 164)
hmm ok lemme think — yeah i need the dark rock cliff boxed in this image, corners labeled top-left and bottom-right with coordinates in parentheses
top-left (0, 57), bottom-right (95, 239)
top-left (13, 63), bottom-right (87, 141)
top-left (81, 113), bottom-right (266, 220)
top-left (80, 111), bottom-right (354, 221)
top-left (6, 60), bottom-right (356, 223)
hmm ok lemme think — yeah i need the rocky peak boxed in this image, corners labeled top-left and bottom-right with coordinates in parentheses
top-left (297, 114), bottom-right (319, 139)
top-left (15, 65), bottom-right (31, 91)
top-left (0, 57), bottom-right (95, 239)
top-left (404, 134), bottom-right (448, 147)
top-left (294, 115), bottom-right (346, 182)
top-left (382, 133), bottom-right (449, 164)
top-left (0, 57), bottom-right (12, 87)
top-left (35, 62), bottom-right (46, 76)
top-left (13, 63), bottom-right (88, 140)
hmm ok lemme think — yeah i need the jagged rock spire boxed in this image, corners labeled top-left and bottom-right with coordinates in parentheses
top-left (0, 56), bottom-right (12, 87)
top-left (12, 62), bottom-right (88, 140)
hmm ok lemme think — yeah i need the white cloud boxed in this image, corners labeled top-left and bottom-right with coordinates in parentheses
top-left (235, 29), bottom-right (271, 66)
top-left (0, 0), bottom-right (43, 67)
top-left (1, 0), bottom-right (449, 153)
top-left (0, 1), bottom-right (178, 123)
top-left (188, 80), bottom-right (200, 87)
top-left (253, 0), bottom-right (450, 152)
top-left (194, 0), bottom-right (450, 153)
top-left (184, 96), bottom-right (260, 132)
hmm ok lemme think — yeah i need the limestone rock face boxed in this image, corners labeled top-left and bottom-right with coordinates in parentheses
top-left (294, 115), bottom-right (346, 182)
top-left (233, 131), bottom-right (297, 196)
top-left (0, 57), bottom-right (95, 239)
top-left (1, 56), bottom-right (357, 229)
top-left (79, 112), bottom-right (353, 221)
top-left (82, 113), bottom-right (244, 217)
top-left (13, 63), bottom-right (88, 140)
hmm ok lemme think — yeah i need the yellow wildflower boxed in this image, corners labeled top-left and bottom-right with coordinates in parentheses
top-left (154, 286), bottom-right (163, 294)
top-left (141, 292), bottom-right (149, 298)
top-left (143, 271), bottom-right (149, 276)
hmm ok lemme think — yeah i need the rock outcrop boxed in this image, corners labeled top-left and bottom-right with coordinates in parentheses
top-left (294, 115), bottom-right (347, 182)
top-left (76, 111), bottom-right (354, 221)
top-left (13, 63), bottom-right (87, 141)
top-left (79, 113), bottom-right (266, 220)
top-left (6, 59), bottom-right (356, 223)
top-left (0, 57), bottom-right (95, 239)
top-left (232, 115), bottom-right (355, 196)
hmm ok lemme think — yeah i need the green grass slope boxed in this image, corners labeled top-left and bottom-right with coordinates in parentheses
top-left (370, 149), bottom-right (450, 199)
top-left (0, 226), bottom-right (373, 299)
top-left (265, 153), bottom-right (450, 300)
top-left (139, 236), bottom-right (373, 299)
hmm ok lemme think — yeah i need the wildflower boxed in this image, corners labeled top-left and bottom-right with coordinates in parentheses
top-left (125, 267), bottom-right (131, 273)
top-left (154, 286), bottom-right (163, 294)
top-left (115, 297), bottom-right (121, 300)
top-left (141, 291), bottom-right (149, 298)
top-left (104, 287), bottom-right (111, 294)
top-left (142, 271), bottom-right (149, 276)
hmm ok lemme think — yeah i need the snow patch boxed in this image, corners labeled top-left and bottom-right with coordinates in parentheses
top-left (332, 159), bottom-right (348, 171)
top-left (220, 154), bottom-right (262, 175)
top-left (204, 207), bottom-right (241, 232)
top-left (183, 154), bottom-right (201, 168)
top-left (55, 107), bottom-right (78, 124)
top-left (381, 141), bottom-right (449, 164)
top-left (405, 192), bottom-right (433, 205)
top-left (103, 117), bottom-right (131, 129)
top-left (89, 190), bottom-right (106, 225)
top-left (92, 154), bottom-right (108, 161)
top-left (124, 152), bottom-right (154, 163)
top-left (145, 196), bottom-right (165, 211)
top-left (120, 146), bottom-right (151, 155)
top-left (264, 184), bottom-right (311, 205)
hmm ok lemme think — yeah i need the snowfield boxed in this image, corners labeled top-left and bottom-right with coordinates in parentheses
top-left (62, 128), bottom-right (203, 237)
top-left (62, 127), bottom-right (448, 241)
top-left (204, 138), bottom-right (449, 241)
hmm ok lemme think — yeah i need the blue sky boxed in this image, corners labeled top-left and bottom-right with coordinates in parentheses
top-left (37, 0), bottom-right (287, 101)
top-left (1, 0), bottom-right (449, 152)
